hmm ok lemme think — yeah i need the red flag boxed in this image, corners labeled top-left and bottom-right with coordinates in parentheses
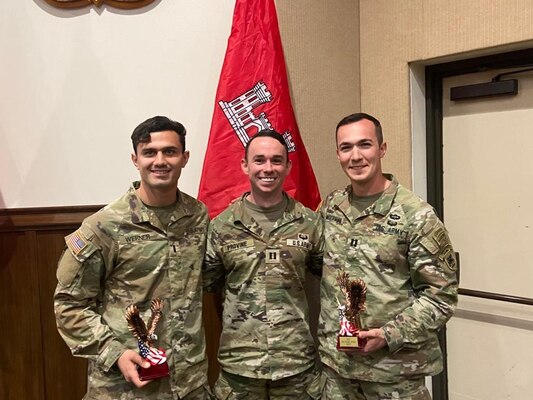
top-left (198, 0), bottom-right (321, 218)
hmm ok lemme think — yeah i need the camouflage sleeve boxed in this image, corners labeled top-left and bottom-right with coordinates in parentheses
top-left (317, 195), bottom-right (328, 220)
top-left (308, 210), bottom-right (324, 277)
top-left (53, 226), bottom-right (126, 372)
top-left (382, 209), bottom-right (459, 353)
top-left (202, 222), bottom-right (226, 293)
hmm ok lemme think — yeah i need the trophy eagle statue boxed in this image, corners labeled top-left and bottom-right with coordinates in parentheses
top-left (336, 271), bottom-right (367, 330)
top-left (124, 297), bottom-right (169, 380)
top-left (125, 298), bottom-right (163, 348)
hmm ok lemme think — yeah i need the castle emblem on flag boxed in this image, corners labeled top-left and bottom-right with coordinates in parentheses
top-left (219, 80), bottom-right (296, 152)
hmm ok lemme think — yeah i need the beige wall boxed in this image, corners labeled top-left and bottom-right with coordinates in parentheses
top-left (277, 0), bottom-right (360, 197)
top-left (359, 0), bottom-right (533, 188)
top-left (0, 1), bottom-right (360, 207)
top-left (10, 1), bottom-right (532, 204)
top-left (0, 0), bottom-right (234, 208)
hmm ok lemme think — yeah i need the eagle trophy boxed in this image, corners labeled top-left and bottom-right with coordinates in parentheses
top-left (125, 298), bottom-right (169, 380)
top-left (336, 272), bottom-right (367, 350)
top-left (125, 298), bottom-right (163, 347)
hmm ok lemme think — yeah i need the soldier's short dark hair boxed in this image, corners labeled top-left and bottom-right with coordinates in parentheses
top-left (131, 116), bottom-right (186, 154)
top-left (244, 129), bottom-right (289, 161)
top-left (335, 113), bottom-right (383, 145)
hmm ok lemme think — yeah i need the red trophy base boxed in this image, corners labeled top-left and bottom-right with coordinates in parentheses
top-left (336, 333), bottom-right (366, 352)
top-left (139, 361), bottom-right (170, 381)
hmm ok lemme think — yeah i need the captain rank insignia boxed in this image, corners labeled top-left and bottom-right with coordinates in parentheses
top-left (265, 249), bottom-right (280, 264)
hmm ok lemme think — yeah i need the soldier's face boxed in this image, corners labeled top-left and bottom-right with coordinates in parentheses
top-left (241, 137), bottom-right (291, 199)
top-left (336, 119), bottom-right (386, 188)
top-left (132, 130), bottom-right (189, 193)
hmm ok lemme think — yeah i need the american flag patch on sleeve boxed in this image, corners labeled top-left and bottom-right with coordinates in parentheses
top-left (66, 230), bottom-right (89, 256)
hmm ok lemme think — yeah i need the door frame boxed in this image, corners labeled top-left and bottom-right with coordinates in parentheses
top-left (425, 47), bottom-right (533, 400)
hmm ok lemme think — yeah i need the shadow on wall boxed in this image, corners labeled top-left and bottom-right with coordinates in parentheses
top-left (32, 0), bottom-right (163, 18)
top-left (455, 308), bottom-right (533, 332)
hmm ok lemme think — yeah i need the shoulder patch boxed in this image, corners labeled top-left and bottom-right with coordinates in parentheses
top-left (440, 247), bottom-right (457, 271)
top-left (420, 226), bottom-right (457, 271)
top-left (420, 226), bottom-right (450, 254)
top-left (431, 227), bottom-right (449, 248)
top-left (66, 229), bottom-right (89, 256)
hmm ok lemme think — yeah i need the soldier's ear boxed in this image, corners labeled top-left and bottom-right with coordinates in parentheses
top-left (241, 158), bottom-right (249, 175)
top-left (131, 153), bottom-right (139, 169)
top-left (180, 150), bottom-right (190, 168)
top-left (379, 142), bottom-right (387, 158)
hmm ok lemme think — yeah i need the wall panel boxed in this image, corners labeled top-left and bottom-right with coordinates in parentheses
top-left (37, 230), bottom-right (88, 400)
top-left (359, 0), bottom-right (533, 188)
top-left (0, 208), bottom-right (97, 399)
top-left (0, 231), bottom-right (44, 400)
top-left (277, 0), bottom-right (361, 196)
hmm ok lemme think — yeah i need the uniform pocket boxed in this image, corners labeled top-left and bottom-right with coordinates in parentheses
top-left (213, 371), bottom-right (251, 400)
top-left (305, 370), bottom-right (326, 400)
top-left (213, 374), bottom-right (233, 400)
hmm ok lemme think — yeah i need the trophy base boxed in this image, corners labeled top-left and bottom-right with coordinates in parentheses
top-left (138, 362), bottom-right (170, 381)
top-left (336, 334), bottom-right (366, 351)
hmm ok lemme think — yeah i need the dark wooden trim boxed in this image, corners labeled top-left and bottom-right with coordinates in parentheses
top-left (43, 0), bottom-right (156, 9)
top-left (43, 0), bottom-right (92, 7)
top-left (425, 66), bottom-right (444, 219)
top-left (27, 230), bottom-right (46, 399)
top-left (0, 206), bottom-right (103, 232)
top-left (427, 48), bottom-right (533, 78)
top-left (425, 46), bottom-right (533, 400)
top-left (459, 288), bottom-right (533, 306)
top-left (106, 0), bottom-right (155, 8)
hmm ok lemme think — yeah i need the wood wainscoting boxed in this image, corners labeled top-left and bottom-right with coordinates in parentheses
top-left (0, 206), bottom-right (221, 400)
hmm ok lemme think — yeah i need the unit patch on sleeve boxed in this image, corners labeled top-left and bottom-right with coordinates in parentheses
top-left (66, 229), bottom-right (89, 256)
top-left (439, 246), bottom-right (457, 271)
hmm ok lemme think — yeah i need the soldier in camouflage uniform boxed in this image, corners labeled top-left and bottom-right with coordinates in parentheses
top-left (315, 113), bottom-right (458, 399)
top-left (203, 130), bottom-right (323, 399)
top-left (54, 116), bottom-right (211, 399)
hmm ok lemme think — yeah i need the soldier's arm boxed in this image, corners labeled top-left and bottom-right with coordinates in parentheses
top-left (381, 209), bottom-right (459, 353)
top-left (202, 224), bottom-right (225, 319)
top-left (53, 227), bottom-right (126, 372)
top-left (308, 210), bottom-right (324, 277)
top-left (202, 222), bottom-right (226, 319)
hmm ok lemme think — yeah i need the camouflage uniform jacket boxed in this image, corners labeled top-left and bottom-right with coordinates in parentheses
top-left (54, 182), bottom-right (209, 399)
top-left (318, 175), bottom-right (458, 382)
top-left (203, 193), bottom-right (323, 380)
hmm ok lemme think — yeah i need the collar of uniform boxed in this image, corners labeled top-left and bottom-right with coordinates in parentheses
top-left (128, 181), bottom-right (193, 224)
top-left (330, 174), bottom-right (399, 221)
top-left (328, 186), bottom-right (357, 223)
top-left (370, 174), bottom-right (399, 216)
top-left (231, 192), bottom-right (302, 230)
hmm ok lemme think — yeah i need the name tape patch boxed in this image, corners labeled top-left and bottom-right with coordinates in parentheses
top-left (224, 239), bottom-right (254, 253)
